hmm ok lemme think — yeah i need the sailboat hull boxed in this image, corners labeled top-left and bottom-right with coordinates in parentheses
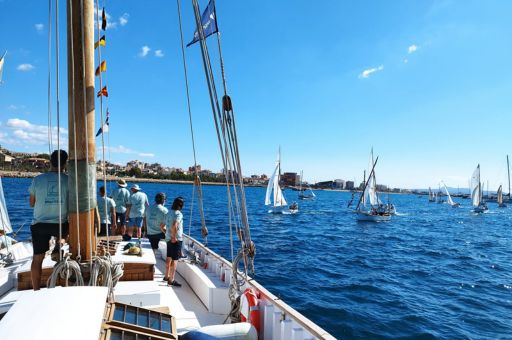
top-left (268, 206), bottom-right (298, 214)
top-left (356, 211), bottom-right (391, 222)
top-left (473, 204), bottom-right (488, 213)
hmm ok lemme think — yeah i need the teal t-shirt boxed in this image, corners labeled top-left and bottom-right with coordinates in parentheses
top-left (165, 209), bottom-right (183, 242)
top-left (98, 196), bottom-right (116, 224)
top-left (111, 187), bottom-right (130, 213)
top-left (145, 204), bottom-right (168, 235)
top-left (29, 172), bottom-right (69, 224)
top-left (128, 191), bottom-right (148, 218)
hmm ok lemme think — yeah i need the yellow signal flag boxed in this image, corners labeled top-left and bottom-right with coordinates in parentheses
top-left (95, 60), bottom-right (107, 76)
top-left (94, 35), bottom-right (106, 49)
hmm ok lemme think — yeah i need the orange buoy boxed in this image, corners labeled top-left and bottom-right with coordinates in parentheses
top-left (240, 288), bottom-right (260, 332)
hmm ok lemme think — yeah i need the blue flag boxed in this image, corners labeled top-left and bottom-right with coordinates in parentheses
top-left (96, 111), bottom-right (110, 137)
top-left (187, 0), bottom-right (218, 47)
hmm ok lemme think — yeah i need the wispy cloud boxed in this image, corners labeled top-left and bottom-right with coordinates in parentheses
top-left (358, 65), bottom-right (384, 79)
top-left (107, 145), bottom-right (154, 158)
top-left (119, 13), bottom-right (129, 26)
top-left (0, 118), bottom-right (67, 146)
top-left (17, 64), bottom-right (35, 71)
top-left (154, 50), bottom-right (164, 58)
top-left (139, 46), bottom-right (151, 57)
top-left (35, 23), bottom-right (44, 32)
top-left (408, 44), bottom-right (419, 54)
top-left (93, 6), bottom-right (121, 30)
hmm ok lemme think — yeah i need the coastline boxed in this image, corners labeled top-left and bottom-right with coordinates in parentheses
top-left (0, 170), bottom-right (255, 187)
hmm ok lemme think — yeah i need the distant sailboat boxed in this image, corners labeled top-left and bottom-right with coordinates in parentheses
top-left (436, 184), bottom-right (445, 204)
top-left (428, 187), bottom-right (435, 202)
top-left (471, 164), bottom-right (488, 213)
top-left (442, 181), bottom-right (460, 208)
top-left (0, 51), bottom-right (6, 84)
top-left (355, 156), bottom-right (391, 222)
top-left (265, 149), bottom-right (298, 214)
top-left (497, 185), bottom-right (506, 208)
top-left (298, 170), bottom-right (316, 200)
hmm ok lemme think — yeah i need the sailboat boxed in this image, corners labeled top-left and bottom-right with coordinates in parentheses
top-left (471, 164), bottom-right (488, 213)
top-left (436, 184), bottom-right (445, 204)
top-left (428, 187), bottom-right (435, 202)
top-left (0, 1), bottom-right (333, 339)
top-left (497, 185), bottom-right (506, 208)
top-left (355, 156), bottom-right (391, 222)
top-left (265, 149), bottom-right (298, 214)
top-left (0, 51), bottom-right (6, 84)
top-left (442, 181), bottom-right (460, 207)
top-left (298, 171), bottom-right (316, 200)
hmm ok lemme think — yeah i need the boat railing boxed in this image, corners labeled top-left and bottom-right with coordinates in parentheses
top-left (183, 234), bottom-right (335, 340)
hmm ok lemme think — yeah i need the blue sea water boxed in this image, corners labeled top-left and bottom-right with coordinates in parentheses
top-left (3, 177), bottom-right (512, 339)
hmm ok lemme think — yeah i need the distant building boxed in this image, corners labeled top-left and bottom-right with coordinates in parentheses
top-left (189, 165), bottom-right (201, 173)
top-left (281, 172), bottom-right (299, 186)
top-left (345, 181), bottom-right (355, 190)
top-left (315, 180), bottom-right (335, 189)
top-left (0, 153), bottom-right (15, 169)
top-left (334, 179), bottom-right (345, 189)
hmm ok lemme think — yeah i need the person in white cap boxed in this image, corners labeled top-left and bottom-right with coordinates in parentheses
top-left (111, 179), bottom-right (130, 235)
top-left (125, 184), bottom-right (149, 239)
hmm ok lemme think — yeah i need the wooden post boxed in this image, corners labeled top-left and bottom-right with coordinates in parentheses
top-left (67, 0), bottom-right (96, 261)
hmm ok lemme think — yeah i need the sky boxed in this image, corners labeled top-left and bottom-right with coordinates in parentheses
top-left (1, 0), bottom-right (512, 190)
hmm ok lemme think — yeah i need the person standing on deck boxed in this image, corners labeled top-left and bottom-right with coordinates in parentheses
top-left (29, 150), bottom-right (69, 290)
top-left (97, 186), bottom-right (116, 236)
top-left (165, 197), bottom-right (184, 287)
top-left (125, 184), bottom-right (149, 240)
top-left (111, 179), bottom-right (130, 235)
top-left (145, 192), bottom-right (168, 255)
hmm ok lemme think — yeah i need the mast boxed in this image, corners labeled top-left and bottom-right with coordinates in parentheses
top-left (356, 157), bottom-right (379, 211)
top-left (67, 0), bottom-right (97, 261)
top-left (507, 155), bottom-right (511, 200)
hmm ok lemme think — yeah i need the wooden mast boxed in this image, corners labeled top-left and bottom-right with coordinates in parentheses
top-left (67, 0), bottom-right (96, 261)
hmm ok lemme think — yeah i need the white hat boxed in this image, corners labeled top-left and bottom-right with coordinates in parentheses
top-left (131, 184), bottom-right (141, 191)
top-left (117, 179), bottom-right (127, 188)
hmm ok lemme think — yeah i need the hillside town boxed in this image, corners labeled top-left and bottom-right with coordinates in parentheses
top-left (0, 147), bottom-right (411, 193)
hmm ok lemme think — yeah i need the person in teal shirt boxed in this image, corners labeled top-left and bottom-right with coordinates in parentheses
top-left (29, 150), bottom-right (69, 290)
top-left (97, 186), bottom-right (116, 236)
top-left (111, 179), bottom-right (130, 235)
top-left (164, 197), bottom-right (184, 287)
top-left (145, 192), bottom-right (168, 253)
top-left (125, 184), bottom-right (149, 240)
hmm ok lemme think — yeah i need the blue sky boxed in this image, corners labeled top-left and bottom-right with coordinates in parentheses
top-left (1, 0), bottom-right (511, 190)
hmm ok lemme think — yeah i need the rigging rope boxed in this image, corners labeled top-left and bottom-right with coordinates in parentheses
top-left (47, 255), bottom-right (84, 288)
top-left (55, 0), bottom-right (63, 261)
top-left (176, 0), bottom-right (208, 244)
top-left (95, 0), bottom-right (110, 248)
top-left (47, 0), bottom-right (53, 154)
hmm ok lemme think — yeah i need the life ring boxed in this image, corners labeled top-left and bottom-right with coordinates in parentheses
top-left (240, 287), bottom-right (260, 332)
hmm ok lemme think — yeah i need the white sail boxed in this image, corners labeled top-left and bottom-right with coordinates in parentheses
top-left (471, 165), bottom-right (481, 207)
top-left (0, 176), bottom-right (12, 233)
top-left (368, 172), bottom-right (380, 206)
top-left (428, 187), bottom-right (433, 200)
top-left (497, 185), bottom-right (503, 205)
top-left (265, 162), bottom-right (278, 206)
top-left (442, 182), bottom-right (455, 206)
top-left (0, 52), bottom-right (5, 84)
top-left (265, 159), bottom-right (288, 207)
top-left (309, 186), bottom-right (316, 198)
top-left (273, 175), bottom-right (287, 207)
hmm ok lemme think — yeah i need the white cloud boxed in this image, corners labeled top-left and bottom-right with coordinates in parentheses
top-left (35, 23), bottom-right (44, 32)
top-left (107, 145), bottom-right (154, 158)
top-left (94, 6), bottom-right (117, 29)
top-left (408, 44), bottom-right (419, 54)
top-left (358, 65), bottom-right (384, 79)
top-left (155, 50), bottom-right (164, 57)
top-left (403, 58), bottom-right (408, 64)
top-left (0, 118), bottom-right (68, 146)
top-left (17, 64), bottom-right (35, 71)
top-left (139, 46), bottom-right (151, 57)
top-left (119, 13), bottom-right (129, 26)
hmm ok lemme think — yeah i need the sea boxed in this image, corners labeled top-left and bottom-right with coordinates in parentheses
top-left (3, 177), bottom-right (512, 339)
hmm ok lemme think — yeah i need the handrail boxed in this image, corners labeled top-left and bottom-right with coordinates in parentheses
top-left (183, 234), bottom-right (336, 339)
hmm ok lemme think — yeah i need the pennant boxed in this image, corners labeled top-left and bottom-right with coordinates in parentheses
top-left (96, 111), bottom-right (110, 137)
top-left (97, 86), bottom-right (108, 97)
top-left (187, 0), bottom-right (218, 47)
top-left (101, 8), bottom-right (107, 30)
top-left (95, 60), bottom-right (107, 76)
top-left (94, 35), bottom-right (106, 49)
